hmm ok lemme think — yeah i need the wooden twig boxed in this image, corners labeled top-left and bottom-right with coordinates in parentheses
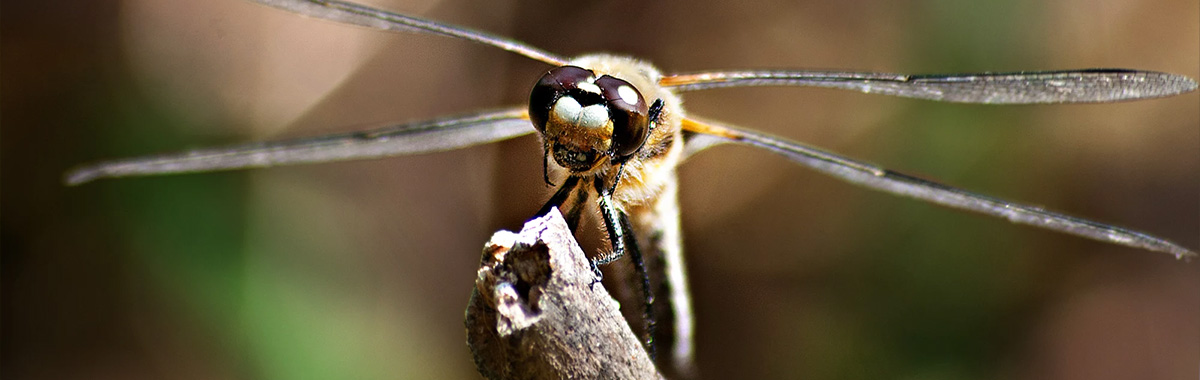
top-left (466, 209), bottom-right (664, 380)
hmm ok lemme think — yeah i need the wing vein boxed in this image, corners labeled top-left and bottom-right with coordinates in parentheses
top-left (662, 69), bottom-right (1199, 103)
top-left (66, 108), bottom-right (533, 185)
top-left (681, 118), bottom-right (1196, 259)
top-left (249, 0), bottom-right (568, 65)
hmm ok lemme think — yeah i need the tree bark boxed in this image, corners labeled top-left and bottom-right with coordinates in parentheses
top-left (466, 209), bottom-right (664, 380)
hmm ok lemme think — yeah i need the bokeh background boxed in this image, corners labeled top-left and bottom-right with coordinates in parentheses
top-left (4, 0), bottom-right (1197, 379)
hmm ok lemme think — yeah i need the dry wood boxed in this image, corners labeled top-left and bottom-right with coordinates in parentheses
top-left (466, 209), bottom-right (664, 380)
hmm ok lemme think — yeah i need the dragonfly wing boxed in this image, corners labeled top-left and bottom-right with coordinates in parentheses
top-left (680, 131), bottom-right (729, 160)
top-left (247, 0), bottom-right (567, 65)
top-left (662, 69), bottom-right (1199, 104)
top-left (680, 117), bottom-right (1196, 259)
top-left (66, 108), bottom-right (534, 185)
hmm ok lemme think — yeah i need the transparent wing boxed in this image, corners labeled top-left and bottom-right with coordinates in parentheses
top-left (680, 118), bottom-right (1196, 259)
top-left (248, 0), bottom-right (567, 66)
top-left (661, 69), bottom-right (1198, 104)
top-left (66, 108), bottom-right (533, 185)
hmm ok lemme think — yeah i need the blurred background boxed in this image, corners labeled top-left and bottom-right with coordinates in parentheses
top-left (3, 0), bottom-right (1197, 379)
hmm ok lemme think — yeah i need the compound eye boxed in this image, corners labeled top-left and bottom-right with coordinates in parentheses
top-left (529, 66), bottom-right (595, 133)
top-left (596, 75), bottom-right (650, 160)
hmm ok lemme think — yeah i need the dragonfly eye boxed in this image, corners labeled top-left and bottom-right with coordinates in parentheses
top-left (595, 75), bottom-right (649, 161)
top-left (528, 66), bottom-right (596, 134)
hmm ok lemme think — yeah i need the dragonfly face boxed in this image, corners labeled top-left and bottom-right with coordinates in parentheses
top-left (530, 65), bottom-right (652, 171)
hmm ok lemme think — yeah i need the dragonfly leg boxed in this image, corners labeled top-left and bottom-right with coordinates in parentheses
top-left (541, 140), bottom-right (554, 187)
top-left (594, 176), bottom-right (657, 358)
top-left (536, 176), bottom-right (580, 219)
top-left (560, 184), bottom-right (591, 232)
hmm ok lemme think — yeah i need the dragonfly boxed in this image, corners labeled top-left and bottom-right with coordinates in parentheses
top-left (66, 0), bottom-right (1198, 377)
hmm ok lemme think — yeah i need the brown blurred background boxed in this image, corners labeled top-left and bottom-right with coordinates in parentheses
top-left (3, 0), bottom-right (1197, 379)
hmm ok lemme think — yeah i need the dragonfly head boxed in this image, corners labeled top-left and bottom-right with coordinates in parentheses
top-left (529, 65), bottom-right (652, 173)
